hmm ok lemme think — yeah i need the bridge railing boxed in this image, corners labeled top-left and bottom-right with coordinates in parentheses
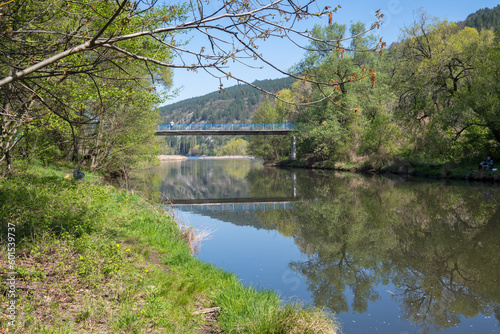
top-left (169, 202), bottom-right (294, 212)
top-left (157, 122), bottom-right (296, 131)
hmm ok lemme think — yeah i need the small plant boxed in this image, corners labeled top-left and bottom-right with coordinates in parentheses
top-left (75, 310), bottom-right (91, 323)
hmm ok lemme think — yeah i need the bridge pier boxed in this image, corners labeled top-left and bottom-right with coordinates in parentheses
top-left (291, 136), bottom-right (296, 161)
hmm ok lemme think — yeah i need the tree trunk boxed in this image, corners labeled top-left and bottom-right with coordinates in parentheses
top-left (1, 90), bottom-right (15, 175)
top-left (91, 121), bottom-right (103, 171)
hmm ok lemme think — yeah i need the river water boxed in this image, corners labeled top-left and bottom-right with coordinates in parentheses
top-left (130, 158), bottom-right (500, 334)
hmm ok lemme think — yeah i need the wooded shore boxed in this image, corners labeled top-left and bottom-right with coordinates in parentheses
top-left (275, 159), bottom-right (500, 182)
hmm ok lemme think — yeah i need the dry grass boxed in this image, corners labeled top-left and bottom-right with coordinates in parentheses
top-left (282, 307), bottom-right (340, 334)
top-left (178, 223), bottom-right (215, 255)
top-left (0, 235), bottom-right (126, 333)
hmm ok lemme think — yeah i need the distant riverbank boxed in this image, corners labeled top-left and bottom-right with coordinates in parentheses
top-left (275, 159), bottom-right (500, 182)
top-left (198, 155), bottom-right (258, 159)
top-left (159, 155), bottom-right (259, 160)
top-left (158, 155), bottom-right (188, 160)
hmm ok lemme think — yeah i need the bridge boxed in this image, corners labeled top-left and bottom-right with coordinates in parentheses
top-left (155, 122), bottom-right (295, 135)
top-left (155, 122), bottom-right (297, 160)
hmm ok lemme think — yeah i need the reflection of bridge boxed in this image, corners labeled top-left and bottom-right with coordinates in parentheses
top-left (169, 197), bottom-right (295, 205)
top-left (168, 199), bottom-right (295, 212)
top-left (168, 171), bottom-right (298, 212)
top-left (155, 122), bottom-right (297, 159)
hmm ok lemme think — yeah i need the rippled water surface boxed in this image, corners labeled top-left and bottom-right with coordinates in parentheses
top-left (130, 158), bottom-right (500, 334)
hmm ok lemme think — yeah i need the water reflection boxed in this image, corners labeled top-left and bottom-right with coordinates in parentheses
top-left (130, 159), bottom-right (500, 333)
top-left (270, 174), bottom-right (500, 333)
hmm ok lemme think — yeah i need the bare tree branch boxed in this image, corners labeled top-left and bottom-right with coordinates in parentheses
top-left (0, 0), bottom-right (384, 90)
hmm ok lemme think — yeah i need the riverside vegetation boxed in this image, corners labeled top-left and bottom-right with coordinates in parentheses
top-left (2, 2), bottom-right (500, 332)
top-left (0, 2), bottom-right (385, 332)
top-left (161, 6), bottom-right (500, 178)
top-left (0, 161), bottom-right (339, 334)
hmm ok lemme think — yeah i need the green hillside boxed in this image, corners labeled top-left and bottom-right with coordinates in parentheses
top-left (159, 77), bottom-right (295, 124)
top-left (459, 4), bottom-right (500, 31)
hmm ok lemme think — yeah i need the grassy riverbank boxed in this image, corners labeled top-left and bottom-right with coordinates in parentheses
top-left (0, 162), bottom-right (338, 334)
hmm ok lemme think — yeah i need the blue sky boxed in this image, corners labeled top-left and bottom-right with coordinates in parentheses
top-left (164, 0), bottom-right (498, 106)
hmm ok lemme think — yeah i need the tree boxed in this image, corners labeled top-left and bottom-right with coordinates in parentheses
top-left (464, 29), bottom-right (500, 148)
top-left (290, 22), bottom-right (384, 162)
top-left (0, 0), bottom-right (174, 173)
top-left (217, 138), bottom-right (249, 156)
top-left (0, 0), bottom-right (384, 174)
top-left (392, 12), bottom-right (496, 160)
top-left (248, 89), bottom-right (295, 161)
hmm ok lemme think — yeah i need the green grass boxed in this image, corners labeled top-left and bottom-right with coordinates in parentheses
top-left (0, 161), bottom-right (338, 333)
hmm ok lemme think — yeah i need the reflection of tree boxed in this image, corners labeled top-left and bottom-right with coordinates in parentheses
top-left (133, 160), bottom-right (500, 331)
top-left (131, 159), bottom-right (265, 200)
top-left (246, 167), bottom-right (293, 199)
top-left (390, 200), bottom-right (500, 333)
top-left (287, 183), bottom-right (392, 313)
top-left (254, 209), bottom-right (298, 237)
top-left (247, 167), bottom-right (302, 236)
top-left (265, 174), bottom-right (500, 331)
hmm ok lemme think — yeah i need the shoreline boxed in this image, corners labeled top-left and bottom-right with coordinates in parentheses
top-left (158, 154), bottom-right (188, 160)
top-left (273, 159), bottom-right (500, 183)
top-left (158, 155), bottom-right (499, 182)
top-left (198, 155), bottom-right (259, 160)
top-left (0, 163), bottom-right (338, 333)
top-left (159, 155), bottom-right (260, 160)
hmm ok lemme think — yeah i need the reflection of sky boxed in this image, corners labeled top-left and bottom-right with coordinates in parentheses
top-left (339, 290), bottom-right (499, 334)
top-left (177, 209), bottom-right (419, 333)
top-left (175, 210), bottom-right (311, 300)
top-left (178, 209), bottom-right (500, 334)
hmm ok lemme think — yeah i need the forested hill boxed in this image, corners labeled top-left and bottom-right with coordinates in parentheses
top-left (159, 77), bottom-right (295, 123)
top-left (460, 4), bottom-right (500, 31)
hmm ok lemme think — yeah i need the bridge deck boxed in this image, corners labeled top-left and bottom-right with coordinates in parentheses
top-left (156, 122), bottom-right (295, 136)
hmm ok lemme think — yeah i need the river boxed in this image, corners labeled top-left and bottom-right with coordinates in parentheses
top-left (129, 158), bottom-right (500, 334)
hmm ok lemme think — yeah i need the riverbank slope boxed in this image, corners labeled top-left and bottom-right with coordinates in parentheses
top-left (0, 162), bottom-right (338, 333)
top-left (275, 159), bottom-right (500, 182)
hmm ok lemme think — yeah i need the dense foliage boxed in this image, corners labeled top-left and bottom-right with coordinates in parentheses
top-left (248, 11), bottom-right (500, 167)
top-left (0, 0), bottom-right (177, 175)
